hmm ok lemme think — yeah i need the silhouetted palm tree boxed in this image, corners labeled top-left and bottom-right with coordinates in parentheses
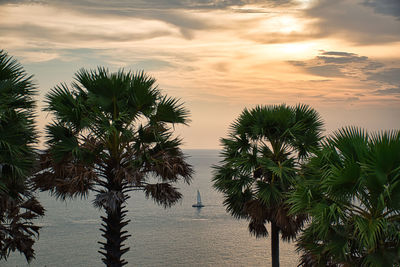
top-left (288, 127), bottom-right (400, 266)
top-left (33, 67), bottom-right (193, 266)
top-left (213, 104), bottom-right (323, 267)
top-left (0, 50), bottom-right (44, 262)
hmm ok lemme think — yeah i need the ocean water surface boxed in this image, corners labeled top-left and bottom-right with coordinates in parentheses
top-left (5, 150), bottom-right (299, 266)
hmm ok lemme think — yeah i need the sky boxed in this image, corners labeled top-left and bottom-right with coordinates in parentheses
top-left (1, 0), bottom-right (400, 149)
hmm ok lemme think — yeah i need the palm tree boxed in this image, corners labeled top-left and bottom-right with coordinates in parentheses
top-left (33, 67), bottom-right (193, 267)
top-left (288, 127), bottom-right (400, 266)
top-left (213, 104), bottom-right (323, 267)
top-left (0, 50), bottom-right (45, 262)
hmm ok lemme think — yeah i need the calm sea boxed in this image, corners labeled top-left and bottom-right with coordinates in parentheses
top-left (4, 150), bottom-right (299, 267)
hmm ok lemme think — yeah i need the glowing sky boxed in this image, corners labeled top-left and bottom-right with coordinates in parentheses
top-left (1, 0), bottom-right (400, 148)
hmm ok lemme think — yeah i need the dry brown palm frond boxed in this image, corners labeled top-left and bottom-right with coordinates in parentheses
top-left (243, 199), bottom-right (270, 221)
top-left (33, 154), bottom-right (98, 199)
top-left (114, 165), bottom-right (144, 186)
top-left (273, 203), bottom-right (307, 241)
top-left (81, 135), bottom-right (101, 151)
top-left (93, 190), bottom-right (125, 213)
top-left (17, 197), bottom-right (45, 220)
top-left (0, 195), bottom-right (17, 215)
top-left (298, 252), bottom-right (319, 267)
top-left (34, 151), bottom-right (53, 171)
top-left (243, 199), bottom-right (270, 237)
top-left (126, 169), bottom-right (145, 185)
top-left (0, 192), bottom-right (44, 262)
top-left (145, 148), bottom-right (193, 183)
top-left (243, 199), bottom-right (307, 240)
top-left (144, 183), bottom-right (182, 208)
top-left (80, 135), bottom-right (104, 164)
top-left (298, 250), bottom-right (339, 267)
top-left (248, 218), bottom-right (268, 238)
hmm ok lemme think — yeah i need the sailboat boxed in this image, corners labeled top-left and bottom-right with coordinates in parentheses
top-left (192, 189), bottom-right (204, 208)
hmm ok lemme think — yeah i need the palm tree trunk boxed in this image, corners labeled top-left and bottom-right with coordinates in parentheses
top-left (271, 222), bottom-right (280, 267)
top-left (98, 181), bottom-right (130, 266)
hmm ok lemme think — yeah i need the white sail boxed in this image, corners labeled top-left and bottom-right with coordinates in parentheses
top-left (192, 189), bottom-right (204, 207)
top-left (197, 190), bottom-right (202, 204)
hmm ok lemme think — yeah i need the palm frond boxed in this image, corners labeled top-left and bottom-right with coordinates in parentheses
top-left (144, 183), bottom-right (182, 208)
top-left (33, 151), bottom-right (97, 200)
top-left (0, 50), bottom-right (41, 262)
top-left (152, 96), bottom-right (190, 125)
top-left (35, 66), bottom-right (192, 266)
top-left (93, 190), bottom-right (126, 213)
top-left (0, 191), bottom-right (44, 262)
top-left (292, 127), bottom-right (400, 266)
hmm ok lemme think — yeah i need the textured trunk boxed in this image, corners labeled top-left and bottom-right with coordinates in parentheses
top-left (271, 222), bottom-right (280, 267)
top-left (98, 182), bottom-right (130, 266)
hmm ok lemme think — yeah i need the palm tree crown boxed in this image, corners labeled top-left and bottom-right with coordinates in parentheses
top-left (0, 50), bottom-right (44, 262)
top-left (213, 104), bottom-right (323, 267)
top-left (33, 67), bottom-right (193, 266)
top-left (289, 127), bottom-right (400, 266)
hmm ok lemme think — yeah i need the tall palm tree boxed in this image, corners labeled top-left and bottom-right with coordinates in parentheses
top-left (213, 104), bottom-right (323, 267)
top-left (0, 50), bottom-right (45, 262)
top-left (33, 67), bottom-right (193, 267)
top-left (288, 127), bottom-right (400, 266)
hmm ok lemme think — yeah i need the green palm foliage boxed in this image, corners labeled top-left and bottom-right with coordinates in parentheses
top-left (0, 50), bottom-right (44, 262)
top-left (288, 127), bottom-right (400, 266)
top-left (33, 67), bottom-right (193, 266)
top-left (213, 104), bottom-right (323, 267)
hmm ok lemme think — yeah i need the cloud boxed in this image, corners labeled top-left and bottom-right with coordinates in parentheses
top-left (244, 32), bottom-right (320, 44)
top-left (126, 59), bottom-right (173, 71)
top-left (305, 0), bottom-right (400, 45)
top-left (0, 1), bottom-right (210, 41)
top-left (0, 0), bottom-right (296, 10)
top-left (0, 0), bottom-right (302, 43)
top-left (289, 50), bottom-right (378, 78)
top-left (361, 62), bottom-right (385, 71)
top-left (2, 1), bottom-right (400, 104)
top-left (2, 0), bottom-right (400, 47)
top-left (306, 65), bottom-right (344, 77)
top-left (317, 53), bottom-right (368, 64)
top-left (237, 0), bottom-right (400, 45)
top-left (289, 50), bottom-right (400, 100)
top-left (366, 68), bottom-right (400, 85)
top-left (345, 96), bottom-right (359, 102)
top-left (373, 87), bottom-right (400, 96)
top-left (363, 0), bottom-right (400, 19)
top-left (213, 62), bottom-right (229, 72)
top-left (308, 79), bottom-right (332, 83)
top-left (289, 51), bottom-right (400, 83)
top-left (0, 24), bottom-right (174, 44)
top-left (321, 51), bottom-right (355, 56)
top-left (288, 60), bottom-right (306, 67)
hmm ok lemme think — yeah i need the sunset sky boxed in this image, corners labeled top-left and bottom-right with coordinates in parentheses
top-left (1, 0), bottom-right (400, 149)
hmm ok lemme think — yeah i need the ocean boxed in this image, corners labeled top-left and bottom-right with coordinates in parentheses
top-left (4, 150), bottom-right (299, 267)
